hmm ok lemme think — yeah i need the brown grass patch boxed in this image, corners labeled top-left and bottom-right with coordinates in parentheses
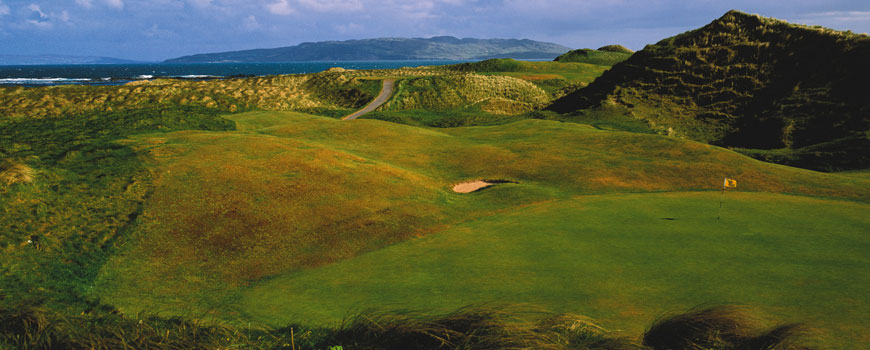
top-left (0, 161), bottom-right (34, 185)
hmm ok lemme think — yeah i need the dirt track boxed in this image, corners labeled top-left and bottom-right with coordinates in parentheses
top-left (342, 79), bottom-right (395, 120)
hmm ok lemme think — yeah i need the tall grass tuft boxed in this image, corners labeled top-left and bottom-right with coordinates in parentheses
top-left (642, 305), bottom-right (816, 350)
top-left (326, 305), bottom-right (641, 350)
top-left (0, 300), bottom-right (278, 350)
top-left (0, 160), bottom-right (34, 185)
top-left (0, 301), bottom-right (822, 350)
top-left (537, 313), bottom-right (640, 350)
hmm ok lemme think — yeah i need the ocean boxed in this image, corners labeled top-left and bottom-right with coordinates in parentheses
top-left (0, 61), bottom-right (474, 87)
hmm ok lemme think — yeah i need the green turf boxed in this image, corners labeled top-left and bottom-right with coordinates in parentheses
top-left (553, 48), bottom-right (632, 66)
top-left (85, 110), bottom-right (870, 349)
top-left (237, 191), bottom-right (870, 348)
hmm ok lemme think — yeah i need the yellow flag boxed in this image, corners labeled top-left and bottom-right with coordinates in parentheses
top-left (724, 178), bottom-right (737, 188)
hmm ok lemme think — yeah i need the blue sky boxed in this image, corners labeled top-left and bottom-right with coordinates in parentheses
top-left (1, 0), bottom-right (869, 61)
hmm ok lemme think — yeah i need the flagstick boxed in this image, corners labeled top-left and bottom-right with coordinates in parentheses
top-left (717, 186), bottom-right (725, 220)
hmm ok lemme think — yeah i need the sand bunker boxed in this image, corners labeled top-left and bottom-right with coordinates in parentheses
top-left (453, 181), bottom-right (493, 193)
top-left (452, 179), bottom-right (517, 193)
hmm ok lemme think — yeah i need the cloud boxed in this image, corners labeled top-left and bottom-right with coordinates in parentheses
top-left (105, 0), bottom-right (124, 9)
top-left (188, 0), bottom-right (213, 8)
top-left (145, 23), bottom-right (176, 39)
top-left (22, 4), bottom-right (73, 29)
top-left (77, 0), bottom-right (123, 9)
top-left (0, 1), bottom-right (9, 16)
top-left (787, 10), bottom-right (870, 34)
top-left (796, 11), bottom-right (870, 23)
top-left (298, 0), bottom-right (363, 12)
top-left (335, 22), bottom-right (362, 33)
top-left (397, 1), bottom-right (436, 20)
top-left (26, 3), bottom-right (52, 28)
top-left (242, 15), bottom-right (261, 31)
top-left (266, 0), bottom-right (295, 15)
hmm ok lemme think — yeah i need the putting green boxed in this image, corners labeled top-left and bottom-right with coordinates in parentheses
top-left (239, 191), bottom-right (869, 347)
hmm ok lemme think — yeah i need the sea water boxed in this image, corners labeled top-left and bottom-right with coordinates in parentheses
top-left (0, 61), bottom-right (474, 87)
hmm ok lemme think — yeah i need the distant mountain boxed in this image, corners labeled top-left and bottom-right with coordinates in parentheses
top-left (548, 10), bottom-right (870, 171)
top-left (0, 54), bottom-right (144, 65)
top-left (164, 36), bottom-right (571, 63)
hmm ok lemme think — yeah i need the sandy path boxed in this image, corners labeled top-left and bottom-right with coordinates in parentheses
top-left (342, 79), bottom-right (395, 121)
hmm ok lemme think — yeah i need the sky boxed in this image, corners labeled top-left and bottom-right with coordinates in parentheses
top-left (1, 0), bottom-right (869, 61)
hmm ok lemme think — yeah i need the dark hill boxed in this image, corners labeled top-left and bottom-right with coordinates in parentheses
top-left (548, 10), bottom-right (870, 171)
top-left (165, 37), bottom-right (570, 63)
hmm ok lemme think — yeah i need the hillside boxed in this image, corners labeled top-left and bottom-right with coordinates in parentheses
top-left (547, 10), bottom-right (870, 171)
top-left (2, 63), bottom-right (870, 348)
top-left (165, 36), bottom-right (571, 63)
top-left (553, 47), bottom-right (632, 65)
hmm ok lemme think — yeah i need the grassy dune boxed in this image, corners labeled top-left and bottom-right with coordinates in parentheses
top-left (0, 71), bottom-right (382, 121)
top-left (2, 56), bottom-right (869, 349)
top-left (85, 111), bottom-right (870, 349)
top-left (379, 73), bottom-right (550, 115)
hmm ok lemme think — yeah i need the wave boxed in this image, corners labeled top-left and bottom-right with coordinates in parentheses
top-left (173, 74), bottom-right (221, 79)
top-left (0, 77), bottom-right (92, 85)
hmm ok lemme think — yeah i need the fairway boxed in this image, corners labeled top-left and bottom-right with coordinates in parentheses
top-left (239, 191), bottom-right (869, 347)
top-left (86, 111), bottom-right (870, 349)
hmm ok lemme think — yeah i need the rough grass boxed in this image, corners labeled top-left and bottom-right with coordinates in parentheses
top-left (444, 58), bottom-right (611, 100)
top-left (0, 71), bottom-right (380, 121)
top-left (379, 73), bottom-right (550, 115)
top-left (643, 305), bottom-right (815, 350)
top-left (547, 10), bottom-right (870, 171)
top-left (0, 105), bottom-right (238, 308)
top-left (0, 301), bottom-right (815, 350)
top-left (0, 160), bottom-right (34, 185)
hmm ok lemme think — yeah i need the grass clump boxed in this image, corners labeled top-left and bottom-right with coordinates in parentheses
top-left (643, 305), bottom-right (815, 350)
top-left (0, 160), bottom-right (34, 185)
top-left (0, 299), bottom-right (289, 350)
top-left (1, 301), bottom-right (819, 350)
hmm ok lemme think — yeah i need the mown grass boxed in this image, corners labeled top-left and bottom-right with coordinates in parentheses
top-left (82, 111), bottom-right (870, 350)
top-left (238, 191), bottom-right (868, 349)
top-left (362, 108), bottom-right (525, 127)
top-left (553, 48), bottom-right (632, 66)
